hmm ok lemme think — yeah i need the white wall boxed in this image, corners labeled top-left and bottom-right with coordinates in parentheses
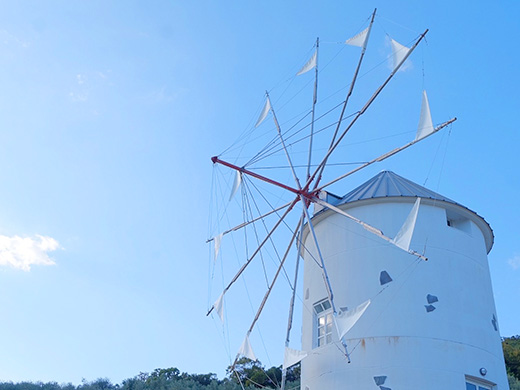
top-left (301, 198), bottom-right (509, 390)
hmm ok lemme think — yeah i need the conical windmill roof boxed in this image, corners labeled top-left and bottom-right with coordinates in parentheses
top-left (338, 170), bottom-right (456, 205)
top-left (318, 171), bottom-right (494, 253)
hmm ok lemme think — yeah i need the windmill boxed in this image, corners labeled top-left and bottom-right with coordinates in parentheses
top-left (207, 10), bottom-right (509, 390)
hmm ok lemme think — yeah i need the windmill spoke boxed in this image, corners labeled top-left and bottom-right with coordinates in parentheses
top-left (267, 92), bottom-right (303, 192)
top-left (312, 197), bottom-right (427, 261)
top-left (299, 194), bottom-right (352, 361)
top-left (313, 9), bottom-right (377, 190)
top-left (281, 211), bottom-right (306, 390)
top-left (206, 201), bottom-right (293, 243)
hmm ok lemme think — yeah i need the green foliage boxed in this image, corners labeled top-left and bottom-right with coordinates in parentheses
top-left (0, 363), bottom-right (290, 390)
top-left (226, 358), bottom-right (300, 389)
top-left (0, 358), bottom-right (301, 390)
top-left (509, 373), bottom-right (520, 390)
top-left (503, 336), bottom-right (520, 381)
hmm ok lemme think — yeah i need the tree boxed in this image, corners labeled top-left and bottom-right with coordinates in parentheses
top-left (78, 379), bottom-right (115, 390)
top-left (284, 363), bottom-right (301, 383)
top-left (227, 358), bottom-right (300, 389)
top-left (227, 358), bottom-right (264, 388)
top-left (509, 373), bottom-right (520, 390)
top-left (185, 374), bottom-right (218, 387)
top-left (147, 368), bottom-right (181, 383)
top-left (503, 336), bottom-right (520, 381)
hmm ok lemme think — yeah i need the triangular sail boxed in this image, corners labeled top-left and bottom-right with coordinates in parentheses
top-left (229, 171), bottom-right (242, 201)
top-left (335, 299), bottom-right (371, 339)
top-left (255, 97), bottom-right (272, 128)
top-left (390, 38), bottom-right (411, 71)
top-left (214, 232), bottom-right (223, 260)
top-left (392, 198), bottom-right (421, 251)
top-left (282, 347), bottom-right (308, 370)
top-left (415, 91), bottom-right (434, 140)
top-left (214, 292), bottom-right (225, 322)
top-left (296, 50), bottom-right (317, 76)
top-left (345, 26), bottom-right (371, 49)
top-left (238, 335), bottom-right (257, 361)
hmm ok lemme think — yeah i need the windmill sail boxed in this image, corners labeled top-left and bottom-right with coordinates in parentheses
top-left (345, 26), bottom-right (371, 49)
top-left (229, 171), bottom-right (242, 201)
top-left (213, 232), bottom-right (223, 260)
top-left (392, 197), bottom-right (421, 251)
top-left (213, 292), bottom-right (225, 322)
top-left (390, 38), bottom-right (411, 71)
top-left (296, 50), bottom-right (317, 76)
top-left (238, 335), bottom-right (257, 361)
top-left (415, 91), bottom-right (434, 140)
top-left (255, 96), bottom-right (272, 128)
top-left (283, 347), bottom-right (308, 369)
top-left (335, 299), bottom-right (371, 339)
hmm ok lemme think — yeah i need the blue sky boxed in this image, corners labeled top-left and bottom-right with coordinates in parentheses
top-left (0, 0), bottom-right (518, 385)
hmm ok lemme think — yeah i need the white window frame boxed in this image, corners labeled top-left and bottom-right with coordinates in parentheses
top-left (465, 375), bottom-right (496, 390)
top-left (313, 299), bottom-right (333, 348)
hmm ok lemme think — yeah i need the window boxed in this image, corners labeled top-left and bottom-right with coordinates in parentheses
top-left (446, 209), bottom-right (472, 234)
top-left (314, 299), bottom-right (333, 347)
top-left (465, 375), bottom-right (495, 390)
top-left (465, 382), bottom-right (491, 390)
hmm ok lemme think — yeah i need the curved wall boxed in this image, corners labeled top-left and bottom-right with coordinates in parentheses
top-left (301, 197), bottom-right (508, 389)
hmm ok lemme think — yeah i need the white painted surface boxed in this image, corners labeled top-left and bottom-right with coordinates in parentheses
top-left (301, 197), bottom-right (509, 389)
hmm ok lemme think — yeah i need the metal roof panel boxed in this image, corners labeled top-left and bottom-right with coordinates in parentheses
top-left (337, 171), bottom-right (457, 205)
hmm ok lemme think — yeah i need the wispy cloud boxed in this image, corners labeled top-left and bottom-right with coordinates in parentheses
top-left (0, 29), bottom-right (29, 48)
top-left (76, 74), bottom-right (86, 85)
top-left (0, 235), bottom-right (60, 271)
top-left (508, 255), bottom-right (520, 270)
top-left (142, 85), bottom-right (181, 103)
top-left (69, 91), bottom-right (88, 102)
top-left (69, 70), bottom-right (111, 103)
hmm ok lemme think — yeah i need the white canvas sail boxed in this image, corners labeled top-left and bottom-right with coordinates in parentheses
top-left (283, 347), bottom-right (308, 369)
top-left (255, 97), bottom-right (272, 128)
top-left (214, 232), bottom-right (223, 260)
top-left (214, 291), bottom-right (225, 322)
top-left (390, 38), bottom-right (411, 71)
top-left (392, 198), bottom-right (421, 251)
top-left (336, 299), bottom-right (371, 339)
top-left (345, 26), bottom-right (371, 49)
top-left (415, 91), bottom-right (434, 140)
top-left (238, 335), bottom-right (257, 361)
top-left (296, 50), bottom-right (317, 76)
top-left (229, 171), bottom-right (242, 201)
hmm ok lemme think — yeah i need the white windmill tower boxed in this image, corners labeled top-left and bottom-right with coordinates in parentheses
top-left (300, 171), bottom-right (509, 390)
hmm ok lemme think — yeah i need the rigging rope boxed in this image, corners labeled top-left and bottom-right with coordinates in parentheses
top-left (246, 178), bottom-right (326, 271)
top-left (247, 102), bottom-right (348, 167)
top-left (347, 256), bottom-right (424, 356)
top-left (423, 127), bottom-right (447, 186)
top-left (435, 125), bottom-right (452, 192)
top-left (243, 180), bottom-right (276, 289)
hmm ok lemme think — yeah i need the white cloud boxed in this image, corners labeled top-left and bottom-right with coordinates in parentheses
top-left (508, 255), bottom-right (520, 270)
top-left (0, 29), bottom-right (30, 48)
top-left (76, 74), bottom-right (86, 84)
top-left (142, 85), bottom-right (181, 103)
top-left (0, 235), bottom-right (60, 271)
top-left (69, 91), bottom-right (88, 102)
